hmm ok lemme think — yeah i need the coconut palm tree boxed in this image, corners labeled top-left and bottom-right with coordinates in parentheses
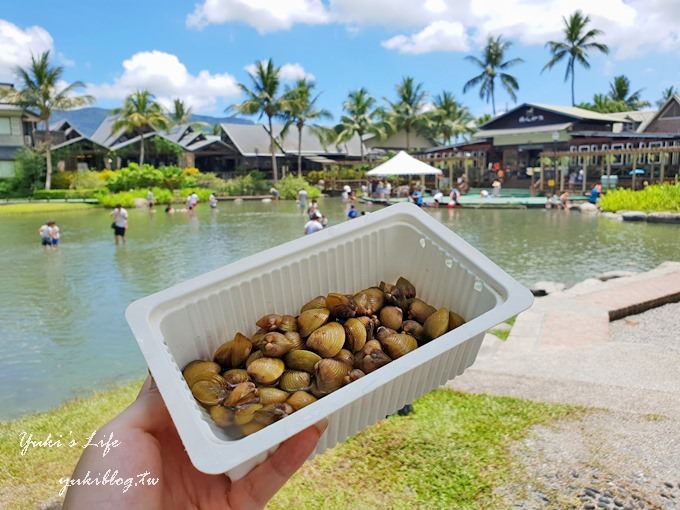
top-left (427, 91), bottom-right (474, 145)
top-left (475, 113), bottom-right (493, 127)
top-left (170, 98), bottom-right (192, 124)
top-left (112, 90), bottom-right (170, 166)
top-left (335, 88), bottom-right (385, 162)
top-left (232, 59), bottom-right (284, 181)
top-left (543, 10), bottom-right (609, 106)
top-left (608, 75), bottom-right (650, 110)
top-left (657, 86), bottom-right (677, 108)
top-left (280, 79), bottom-right (332, 176)
top-left (0, 51), bottom-right (94, 189)
top-left (463, 36), bottom-right (523, 115)
top-left (383, 76), bottom-right (430, 151)
top-left (578, 94), bottom-right (628, 113)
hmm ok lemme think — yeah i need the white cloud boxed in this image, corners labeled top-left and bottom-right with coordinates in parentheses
top-left (187, 0), bottom-right (328, 33)
top-left (244, 61), bottom-right (315, 81)
top-left (0, 19), bottom-right (54, 82)
top-left (86, 51), bottom-right (240, 113)
top-left (382, 21), bottom-right (469, 54)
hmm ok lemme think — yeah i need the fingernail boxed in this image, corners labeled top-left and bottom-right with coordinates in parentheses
top-left (314, 419), bottom-right (328, 436)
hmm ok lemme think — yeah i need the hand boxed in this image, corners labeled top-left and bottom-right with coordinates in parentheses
top-left (63, 376), bottom-right (326, 510)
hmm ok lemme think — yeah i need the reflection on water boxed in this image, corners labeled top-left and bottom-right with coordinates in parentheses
top-left (0, 199), bottom-right (678, 419)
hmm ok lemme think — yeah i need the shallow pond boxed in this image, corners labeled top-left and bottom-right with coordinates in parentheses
top-left (1, 198), bottom-right (678, 418)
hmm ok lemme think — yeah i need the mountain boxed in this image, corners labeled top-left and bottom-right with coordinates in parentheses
top-left (50, 107), bottom-right (252, 137)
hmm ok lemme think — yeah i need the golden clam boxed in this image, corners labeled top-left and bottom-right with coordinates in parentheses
top-left (297, 308), bottom-right (330, 337)
top-left (279, 370), bottom-right (312, 392)
top-left (344, 368), bottom-right (366, 385)
top-left (379, 306), bottom-right (403, 330)
top-left (395, 277), bottom-right (416, 300)
top-left (191, 375), bottom-right (230, 406)
top-left (245, 350), bottom-right (263, 368)
top-left (214, 332), bottom-right (253, 369)
top-left (423, 308), bottom-right (449, 340)
top-left (314, 358), bottom-right (350, 394)
top-left (402, 320), bottom-right (425, 343)
top-left (408, 299), bottom-right (437, 323)
top-left (262, 331), bottom-right (296, 357)
top-left (300, 295), bottom-right (327, 313)
top-left (286, 390), bottom-right (317, 411)
top-left (224, 381), bottom-right (258, 408)
top-left (257, 386), bottom-right (290, 405)
top-left (306, 322), bottom-right (345, 358)
top-left (284, 349), bottom-right (322, 373)
top-left (256, 314), bottom-right (282, 331)
top-left (355, 347), bottom-right (391, 374)
top-left (253, 403), bottom-right (294, 425)
top-left (239, 420), bottom-right (266, 436)
top-left (183, 360), bottom-right (221, 388)
top-left (279, 315), bottom-right (298, 332)
top-left (354, 287), bottom-right (385, 316)
top-left (343, 318), bottom-right (367, 353)
top-left (234, 403), bottom-right (263, 425)
top-left (326, 293), bottom-right (357, 320)
top-left (449, 311), bottom-right (465, 330)
top-left (209, 405), bottom-right (234, 427)
top-left (376, 326), bottom-right (398, 341)
top-left (333, 348), bottom-right (354, 366)
top-left (381, 333), bottom-right (418, 359)
top-left (222, 368), bottom-right (250, 387)
top-left (284, 331), bottom-right (304, 350)
top-left (247, 357), bottom-right (285, 385)
top-left (250, 329), bottom-right (268, 350)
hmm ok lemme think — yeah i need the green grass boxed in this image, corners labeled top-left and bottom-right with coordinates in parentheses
top-left (600, 183), bottom-right (680, 212)
top-left (0, 383), bottom-right (576, 510)
top-left (0, 202), bottom-right (96, 214)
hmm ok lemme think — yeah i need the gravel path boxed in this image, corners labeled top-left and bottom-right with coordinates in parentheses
top-left (610, 302), bottom-right (680, 353)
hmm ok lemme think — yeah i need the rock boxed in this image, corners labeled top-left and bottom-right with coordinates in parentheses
top-left (601, 211), bottom-right (623, 221)
top-left (531, 281), bottom-right (566, 296)
top-left (664, 482), bottom-right (674, 489)
top-left (579, 202), bottom-right (599, 214)
top-left (621, 211), bottom-right (647, 222)
top-left (647, 212), bottom-right (680, 224)
top-left (597, 270), bottom-right (637, 282)
top-left (133, 197), bottom-right (147, 209)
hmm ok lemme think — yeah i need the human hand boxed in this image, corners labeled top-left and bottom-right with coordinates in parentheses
top-left (63, 376), bottom-right (326, 510)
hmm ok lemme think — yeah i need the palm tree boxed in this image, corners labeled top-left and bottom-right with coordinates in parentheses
top-left (170, 98), bottom-right (192, 124)
top-left (578, 94), bottom-right (628, 113)
top-left (463, 36), bottom-right (523, 115)
top-left (383, 76), bottom-right (429, 150)
top-left (608, 75), bottom-right (650, 109)
top-left (428, 91), bottom-right (473, 145)
top-left (232, 59), bottom-right (284, 181)
top-left (335, 88), bottom-right (384, 162)
top-left (657, 86), bottom-right (677, 108)
top-left (112, 90), bottom-right (170, 166)
top-left (281, 79), bottom-right (332, 176)
top-left (543, 10), bottom-right (609, 106)
top-left (475, 113), bottom-right (493, 127)
top-left (0, 51), bottom-right (93, 189)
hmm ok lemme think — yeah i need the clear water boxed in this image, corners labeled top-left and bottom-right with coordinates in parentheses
top-left (1, 199), bottom-right (678, 419)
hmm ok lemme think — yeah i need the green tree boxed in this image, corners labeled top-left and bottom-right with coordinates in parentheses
top-left (475, 113), bottom-right (493, 127)
top-left (232, 59), bottom-right (284, 181)
top-left (334, 88), bottom-right (385, 161)
top-left (383, 76), bottom-right (430, 150)
top-left (112, 91), bottom-right (170, 166)
top-left (0, 51), bottom-right (93, 189)
top-left (463, 36), bottom-right (523, 115)
top-left (427, 91), bottom-right (474, 145)
top-left (578, 94), bottom-right (629, 113)
top-left (543, 10), bottom-right (609, 106)
top-left (608, 75), bottom-right (650, 109)
top-left (281, 79), bottom-right (332, 176)
top-left (656, 86), bottom-right (677, 108)
top-left (170, 98), bottom-right (192, 124)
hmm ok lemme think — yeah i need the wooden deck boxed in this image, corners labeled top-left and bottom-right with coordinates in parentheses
top-left (360, 194), bottom-right (589, 209)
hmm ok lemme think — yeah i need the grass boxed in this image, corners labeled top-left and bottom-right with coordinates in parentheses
top-left (600, 182), bottom-right (680, 212)
top-left (0, 383), bottom-right (576, 510)
top-left (0, 202), bottom-right (96, 214)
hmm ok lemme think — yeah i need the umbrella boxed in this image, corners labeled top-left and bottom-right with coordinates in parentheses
top-left (628, 168), bottom-right (645, 176)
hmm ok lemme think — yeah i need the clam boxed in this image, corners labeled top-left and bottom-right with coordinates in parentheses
top-left (284, 349), bottom-right (322, 373)
top-left (214, 332), bottom-right (253, 369)
top-left (354, 287), bottom-right (385, 316)
top-left (395, 277), bottom-right (416, 300)
top-left (256, 314), bottom-right (282, 331)
top-left (326, 293), bottom-right (357, 320)
top-left (234, 403), bottom-right (263, 425)
top-left (423, 308), bottom-right (449, 340)
top-left (239, 420), bottom-right (266, 436)
top-left (359, 339), bottom-right (384, 356)
top-left (222, 368), bottom-right (250, 387)
top-left (344, 318), bottom-right (367, 353)
top-left (261, 331), bottom-right (296, 357)
top-left (449, 311), bottom-right (465, 330)
top-left (300, 295), bottom-right (327, 314)
top-left (209, 405), bottom-right (234, 427)
top-left (333, 348), bottom-right (354, 367)
top-left (306, 322), bottom-right (345, 358)
top-left (183, 360), bottom-right (221, 388)
top-left (381, 333), bottom-right (418, 359)
top-left (250, 329), bottom-right (269, 350)
top-left (379, 281), bottom-right (395, 294)
top-left (253, 403), bottom-right (294, 426)
top-left (297, 308), bottom-right (330, 337)
top-left (247, 357), bottom-right (285, 385)
top-left (279, 315), bottom-right (298, 332)
top-left (279, 370), bottom-right (311, 392)
top-left (383, 282), bottom-right (407, 309)
top-left (402, 320), bottom-right (426, 343)
top-left (355, 346), bottom-right (392, 374)
top-left (314, 358), bottom-right (350, 395)
top-left (257, 386), bottom-right (290, 405)
top-left (287, 391), bottom-right (317, 411)
top-left (224, 381), bottom-right (258, 408)
top-left (379, 306), bottom-right (403, 331)
top-left (408, 299), bottom-right (436, 323)
top-left (284, 331), bottom-right (304, 351)
top-left (191, 375), bottom-right (230, 406)
top-left (355, 315), bottom-right (376, 341)
top-left (376, 326), bottom-right (398, 342)
top-left (343, 368), bottom-right (366, 385)
top-left (245, 350), bottom-right (263, 368)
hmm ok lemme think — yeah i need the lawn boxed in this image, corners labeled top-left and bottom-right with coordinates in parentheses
top-left (0, 202), bottom-right (96, 215)
top-left (0, 381), bottom-right (576, 510)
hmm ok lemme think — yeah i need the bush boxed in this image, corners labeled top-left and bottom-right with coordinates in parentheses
top-left (11, 147), bottom-right (46, 193)
top-left (194, 172), bottom-right (225, 190)
top-left (105, 164), bottom-right (198, 192)
top-left (220, 171), bottom-right (269, 196)
top-left (180, 188), bottom-right (213, 203)
top-left (276, 175), bottom-right (321, 200)
top-left (71, 170), bottom-right (107, 190)
top-left (32, 189), bottom-right (99, 200)
top-left (95, 187), bottom-right (173, 208)
top-left (50, 172), bottom-right (74, 189)
top-left (600, 183), bottom-right (680, 212)
top-left (306, 165), bottom-right (368, 184)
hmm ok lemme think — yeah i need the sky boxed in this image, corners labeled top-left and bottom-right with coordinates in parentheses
top-left (1, 0), bottom-right (679, 121)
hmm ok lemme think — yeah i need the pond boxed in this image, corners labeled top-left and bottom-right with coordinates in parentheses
top-left (1, 198), bottom-right (678, 419)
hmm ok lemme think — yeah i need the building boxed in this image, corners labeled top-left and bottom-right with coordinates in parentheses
top-left (0, 83), bottom-right (39, 178)
top-left (364, 129), bottom-right (437, 152)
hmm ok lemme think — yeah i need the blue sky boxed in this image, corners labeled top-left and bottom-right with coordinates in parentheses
top-left (1, 0), bottom-right (679, 120)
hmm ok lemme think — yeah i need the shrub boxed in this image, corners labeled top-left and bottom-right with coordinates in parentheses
top-left (11, 147), bottom-right (46, 193)
top-left (50, 172), bottom-right (74, 189)
top-left (33, 189), bottom-right (67, 199)
top-left (105, 164), bottom-right (197, 192)
top-left (600, 183), bottom-right (680, 212)
top-left (71, 170), bottom-right (107, 190)
top-left (220, 171), bottom-right (270, 196)
top-left (194, 172), bottom-right (226, 190)
top-left (180, 188), bottom-right (213, 203)
top-left (276, 175), bottom-right (321, 200)
top-left (95, 187), bottom-right (173, 208)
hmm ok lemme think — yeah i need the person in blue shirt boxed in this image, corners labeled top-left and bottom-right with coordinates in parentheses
top-left (347, 205), bottom-right (360, 219)
top-left (588, 183), bottom-right (602, 205)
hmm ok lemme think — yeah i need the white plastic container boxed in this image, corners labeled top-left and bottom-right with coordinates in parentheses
top-left (126, 202), bottom-right (532, 479)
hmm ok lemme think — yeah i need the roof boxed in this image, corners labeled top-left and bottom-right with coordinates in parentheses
top-left (366, 151), bottom-right (443, 176)
top-left (529, 103), bottom-right (622, 122)
top-left (91, 115), bottom-right (126, 147)
top-left (274, 124), bottom-right (364, 157)
top-left (220, 123), bottom-right (284, 156)
top-left (570, 130), bottom-right (680, 140)
top-left (639, 94), bottom-right (680, 134)
top-left (475, 122), bottom-right (573, 138)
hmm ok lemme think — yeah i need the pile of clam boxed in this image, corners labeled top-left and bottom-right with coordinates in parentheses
top-left (183, 277), bottom-right (465, 437)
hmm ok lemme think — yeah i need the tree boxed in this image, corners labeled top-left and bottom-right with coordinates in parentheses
top-left (657, 86), bottom-right (677, 108)
top-left (427, 91), bottom-right (473, 145)
top-left (334, 88), bottom-right (385, 162)
top-left (578, 94), bottom-right (628, 113)
top-left (543, 10), bottom-right (609, 106)
top-left (112, 90), bottom-right (170, 166)
top-left (281, 79), bottom-right (332, 176)
top-left (608, 75), bottom-right (650, 109)
top-left (383, 76), bottom-right (430, 150)
top-left (0, 51), bottom-right (93, 189)
top-left (232, 59), bottom-right (284, 181)
top-left (170, 98), bottom-right (192, 124)
top-left (475, 113), bottom-right (493, 127)
top-left (463, 35), bottom-right (523, 115)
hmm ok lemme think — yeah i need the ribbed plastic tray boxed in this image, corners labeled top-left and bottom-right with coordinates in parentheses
top-left (126, 202), bottom-right (532, 479)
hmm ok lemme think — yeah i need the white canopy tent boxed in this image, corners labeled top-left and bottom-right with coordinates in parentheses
top-left (366, 151), bottom-right (443, 177)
